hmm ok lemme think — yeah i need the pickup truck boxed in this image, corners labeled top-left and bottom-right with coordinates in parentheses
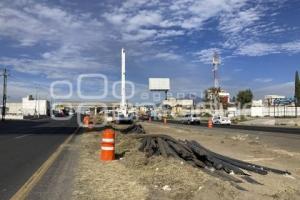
top-left (180, 114), bottom-right (201, 124)
top-left (114, 113), bottom-right (133, 124)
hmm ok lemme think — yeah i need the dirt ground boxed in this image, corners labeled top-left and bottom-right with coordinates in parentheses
top-left (239, 117), bottom-right (300, 127)
top-left (72, 123), bottom-right (300, 200)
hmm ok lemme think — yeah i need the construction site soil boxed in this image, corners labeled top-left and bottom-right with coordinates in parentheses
top-left (72, 122), bottom-right (300, 200)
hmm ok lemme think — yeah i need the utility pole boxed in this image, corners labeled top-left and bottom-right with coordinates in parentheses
top-left (212, 52), bottom-right (220, 89)
top-left (120, 48), bottom-right (127, 115)
top-left (34, 87), bottom-right (37, 118)
top-left (1, 68), bottom-right (8, 122)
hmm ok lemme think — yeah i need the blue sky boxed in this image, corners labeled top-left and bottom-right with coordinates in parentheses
top-left (0, 0), bottom-right (300, 103)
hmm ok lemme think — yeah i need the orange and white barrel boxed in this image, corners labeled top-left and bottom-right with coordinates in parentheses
top-left (83, 116), bottom-right (90, 126)
top-left (100, 129), bottom-right (115, 161)
top-left (208, 119), bottom-right (213, 128)
top-left (163, 117), bottom-right (167, 124)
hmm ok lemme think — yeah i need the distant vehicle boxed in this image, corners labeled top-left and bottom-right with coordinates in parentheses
top-left (181, 114), bottom-right (201, 124)
top-left (51, 111), bottom-right (65, 118)
top-left (212, 116), bottom-right (231, 125)
top-left (139, 114), bottom-right (150, 121)
top-left (69, 110), bottom-right (75, 116)
top-left (114, 112), bottom-right (133, 124)
top-left (105, 111), bottom-right (114, 122)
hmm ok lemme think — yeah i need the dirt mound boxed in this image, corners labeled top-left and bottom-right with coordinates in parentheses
top-left (116, 134), bottom-right (240, 200)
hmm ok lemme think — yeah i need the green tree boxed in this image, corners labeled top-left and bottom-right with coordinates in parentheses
top-left (295, 71), bottom-right (300, 106)
top-left (237, 89), bottom-right (253, 108)
top-left (231, 96), bottom-right (236, 102)
top-left (203, 87), bottom-right (221, 102)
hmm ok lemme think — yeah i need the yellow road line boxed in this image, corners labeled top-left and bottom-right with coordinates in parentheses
top-left (10, 127), bottom-right (80, 200)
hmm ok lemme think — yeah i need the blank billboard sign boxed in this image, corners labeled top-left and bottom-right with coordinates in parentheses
top-left (149, 78), bottom-right (170, 91)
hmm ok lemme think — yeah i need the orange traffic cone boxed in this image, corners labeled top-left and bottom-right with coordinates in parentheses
top-left (100, 129), bottom-right (115, 161)
top-left (163, 117), bottom-right (167, 125)
top-left (208, 119), bottom-right (213, 128)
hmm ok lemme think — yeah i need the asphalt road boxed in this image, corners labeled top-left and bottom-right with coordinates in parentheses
top-left (0, 117), bottom-right (78, 200)
top-left (154, 119), bottom-right (300, 135)
top-left (150, 121), bottom-right (300, 153)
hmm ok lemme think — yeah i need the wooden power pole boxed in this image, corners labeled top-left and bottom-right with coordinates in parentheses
top-left (1, 68), bottom-right (8, 121)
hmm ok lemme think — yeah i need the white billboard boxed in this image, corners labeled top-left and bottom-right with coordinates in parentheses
top-left (149, 78), bottom-right (170, 91)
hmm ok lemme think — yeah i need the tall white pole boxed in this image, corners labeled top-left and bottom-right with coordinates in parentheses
top-left (121, 48), bottom-right (126, 113)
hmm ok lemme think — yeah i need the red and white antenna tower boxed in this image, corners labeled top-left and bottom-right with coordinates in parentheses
top-left (212, 52), bottom-right (220, 88)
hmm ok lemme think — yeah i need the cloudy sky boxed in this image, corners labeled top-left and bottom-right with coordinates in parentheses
top-left (0, 0), bottom-right (300, 103)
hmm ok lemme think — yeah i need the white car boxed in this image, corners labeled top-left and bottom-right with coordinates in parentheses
top-left (212, 116), bottom-right (231, 125)
top-left (181, 114), bottom-right (201, 124)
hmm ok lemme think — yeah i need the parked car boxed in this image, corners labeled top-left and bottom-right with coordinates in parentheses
top-left (181, 114), bottom-right (201, 124)
top-left (212, 116), bottom-right (231, 125)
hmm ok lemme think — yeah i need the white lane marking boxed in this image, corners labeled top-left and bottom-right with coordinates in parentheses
top-left (10, 128), bottom-right (79, 200)
top-left (15, 134), bottom-right (33, 139)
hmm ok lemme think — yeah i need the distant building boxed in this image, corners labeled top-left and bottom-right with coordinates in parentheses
top-left (205, 89), bottom-right (230, 105)
top-left (218, 92), bottom-right (230, 104)
top-left (252, 100), bottom-right (263, 107)
top-left (264, 95), bottom-right (286, 106)
top-left (1, 95), bottom-right (50, 119)
top-left (161, 97), bottom-right (194, 116)
top-left (22, 95), bottom-right (49, 116)
top-left (163, 97), bottom-right (193, 108)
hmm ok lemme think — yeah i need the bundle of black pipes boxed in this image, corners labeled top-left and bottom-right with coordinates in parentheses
top-left (113, 124), bottom-right (290, 176)
top-left (136, 134), bottom-right (290, 176)
top-left (112, 123), bottom-right (146, 134)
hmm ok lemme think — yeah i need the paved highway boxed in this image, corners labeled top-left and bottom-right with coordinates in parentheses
top-left (0, 117), bottom-right (78, 200)
top-left (149, 121), bottom-right (300, 153)
top-left (154, 119), bottom-right (300, 135)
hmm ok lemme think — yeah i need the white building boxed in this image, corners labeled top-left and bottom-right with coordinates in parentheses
top-left (1, 95), bottom-right (50, 119)
top-left (163, 97), bottom-right (193, 107)
top-left (264, 95), bottom-right (286, 106)
top-left (22, 95), bottom-right (49, 116)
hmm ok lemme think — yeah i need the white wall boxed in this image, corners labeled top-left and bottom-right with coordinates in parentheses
top-left (251, 107), bottom-right (264, 117)
top-left (22, 99), bottom-right (48, 116)
top-left (250, 106), bottom-right (300, 117)
top-left (6, 103), bottom-right (22, 115)
top-left (3, 115), bottom-right (24, 120)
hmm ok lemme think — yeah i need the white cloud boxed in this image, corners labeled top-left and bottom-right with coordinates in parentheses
top-left (254, 82), bottom-right (294, 98)
top-left (0, 3), bottom-right (103, 47)
top-left (122, 29), bottom-right (157, 41)
top-left (102, 0), bottom-right (252, 42)
top-left (194, 48), bottom-right (221, 64)
top-left (0, 1), bottom-right (114, 79)
top-left (156, 30), bottom-right (185, 38)
top-left (236, 41), bottom-right (300, 56)
top-left (281, 41), bottom-right (300, 53)
top-left (254, 78), bottom-right (273, 83)
top-left (236, 43), bottom-right (278, 56)
top-left (154, 52), bottom-right (181, 60)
